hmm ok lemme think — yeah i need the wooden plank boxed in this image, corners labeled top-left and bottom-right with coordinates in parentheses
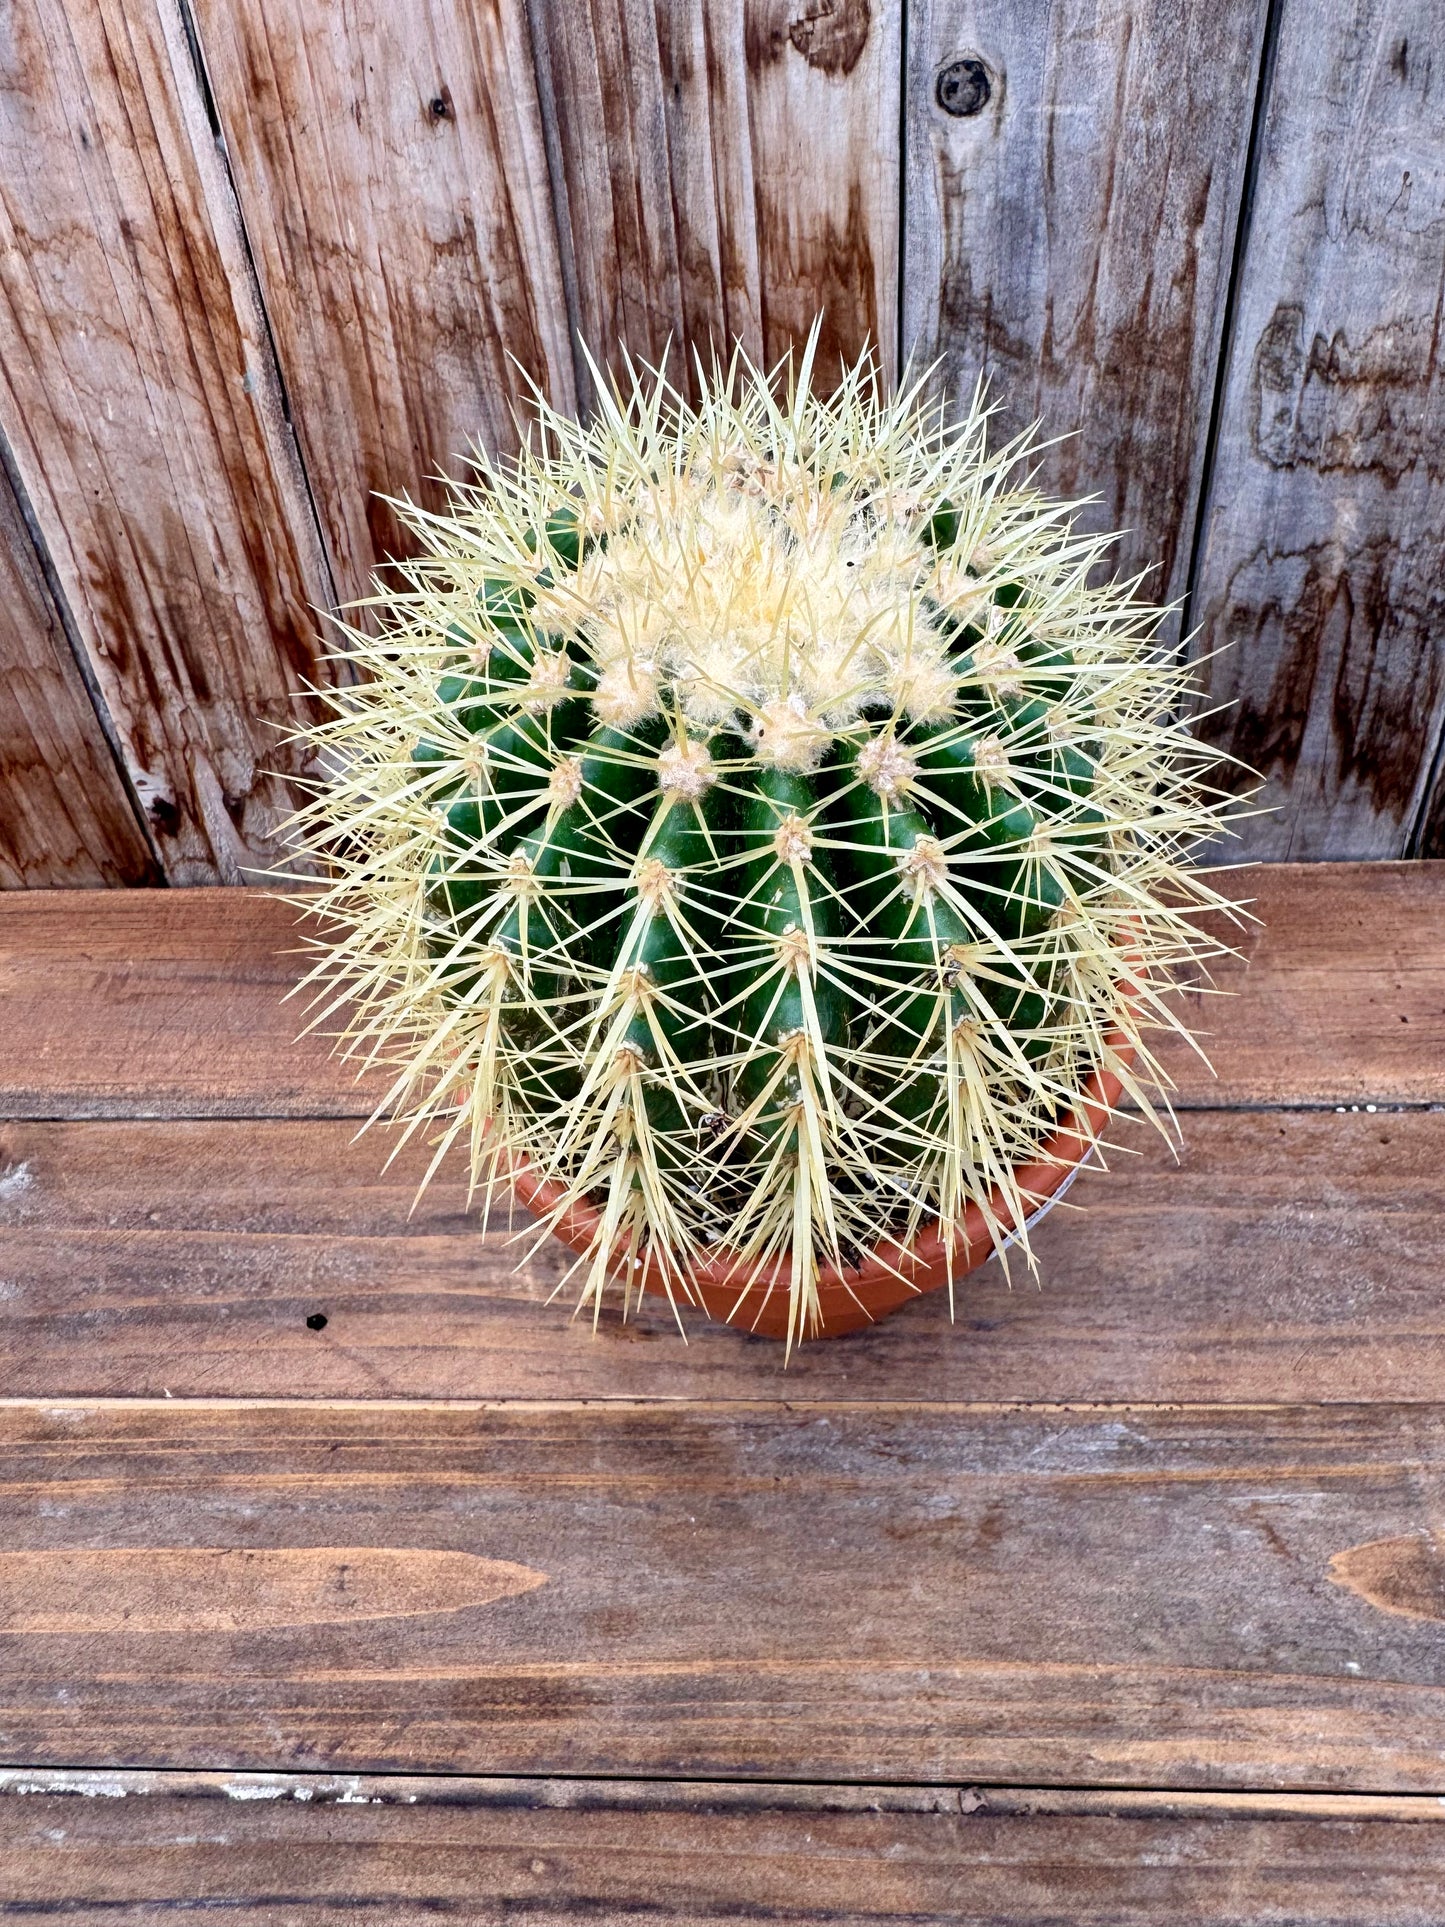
top-left (0, 890), bottom-right (360, 1119)
top-left (0, 1398), bottom-right (1444, 1788)
top-left (188, 0), bottom-right (577, 607)
top-left (1189, 0), bottom-right (1445, 859)
top-left (526, 0), bottom-right (900, 400)
top-left (2, 865), bottom-right (1439, 1120)
top-left (903, 0), bottom-right (1267, 618)
top-left (1164, 859), bottom-right (1445, 1107)
top-left (4, 1108), bottom-right (1445, 1404)
top-left (5, 1772), bottom-right (1445, 1926)
top-left (0, 448), bottom-right (158, 888)
top-left (0, 0), bottom-right (334, 882)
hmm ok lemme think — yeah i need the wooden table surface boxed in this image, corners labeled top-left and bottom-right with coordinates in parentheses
top-left (2, 864), bottom-right (1444, 1922)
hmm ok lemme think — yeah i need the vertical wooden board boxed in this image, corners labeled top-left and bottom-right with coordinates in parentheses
top-left (526, 0), bottom-right (899, 401)
top-left (1189, 0), bottom-right (1445, 859)
top-left (903, 0), bottom-right (1267, 618)
top-left (0, 0), bottom-right (336, 884)
top-left (0, 451), bottom-right (157, 888)
top-left (188, 0), bottom-right (577, 605)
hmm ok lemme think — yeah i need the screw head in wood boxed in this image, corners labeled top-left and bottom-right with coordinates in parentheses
top-left (935, 56), bottom-right (992, 118)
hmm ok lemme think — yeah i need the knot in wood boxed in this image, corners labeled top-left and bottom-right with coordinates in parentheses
top-left (787, 0), bottom-right (871, 77)
top-left (935, 55), bottom-right (992, 118)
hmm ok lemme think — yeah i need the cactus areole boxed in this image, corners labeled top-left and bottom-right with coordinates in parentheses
top-left (289, 337), bottom-right (1240, 1348)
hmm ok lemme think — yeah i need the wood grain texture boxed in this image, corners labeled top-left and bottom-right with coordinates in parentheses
top-left (6, 1772), bottom-right (1445, 1926)
top-left (1, 1398), bottom-right (1445, 1787)
top-left (189, 0), bottom-right (576, 606)
top-left (3, 865), bottom-right (1440, 1120)
top-left (526, 0), bottom-right (899, 401)
top-left (0, 0), bottom-right (334, 882)
top-left (0, 446), bottom-right (158, 888)
top-left (1189, 0), bottom-right (1445, 859)
top-left (4, 1107), bottom-right (1445, 1403)
top-left (903, 0), bottom-right (1267, 618)
top-left (0, 890), bottom-right (362, 1119)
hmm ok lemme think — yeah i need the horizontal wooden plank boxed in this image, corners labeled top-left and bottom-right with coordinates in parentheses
top-left (2, 1107), bottom-right (1442, 1403)
top-left (4, 1771), bottom-right (1445, 1926)
top-left (1, 1398), bottom-right (1444, 1789)
top-left (0, 890), bottom-right (362, 1119)
top-left (1, 864), bottom-right (1440, 1119)
top-left (0, 447), bottom-right (158, 888)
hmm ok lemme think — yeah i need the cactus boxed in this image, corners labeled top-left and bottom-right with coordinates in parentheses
top-left (288, 336), bottom-right (1242, 1348)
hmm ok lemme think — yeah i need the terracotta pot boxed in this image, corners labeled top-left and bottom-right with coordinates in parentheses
top-left (511, 1032), bottom-right (1136, 1341)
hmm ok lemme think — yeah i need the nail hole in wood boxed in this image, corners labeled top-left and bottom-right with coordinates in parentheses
top-left (306, 1312), bottom-right (328, 1331)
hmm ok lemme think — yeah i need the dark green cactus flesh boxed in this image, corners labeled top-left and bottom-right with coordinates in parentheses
top-left (293, 345), bottom-right (1235, 1341)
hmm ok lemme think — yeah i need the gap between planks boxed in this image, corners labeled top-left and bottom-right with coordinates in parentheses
top-left (4, 1764), bottom-right (1445, 1818)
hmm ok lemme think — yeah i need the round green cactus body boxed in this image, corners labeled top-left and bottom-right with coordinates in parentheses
top-left (290, 336), bottom-right (1239, 1345)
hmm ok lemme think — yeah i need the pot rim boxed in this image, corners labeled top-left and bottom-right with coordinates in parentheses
top-left (509, 1028), bottom-right (1138, 1341)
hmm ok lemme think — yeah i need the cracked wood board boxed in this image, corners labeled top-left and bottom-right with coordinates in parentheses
top-left (188, 0), bottom-right (576, 607)
top-left (0, 452), bottom-right (157, 888)
top-left (2, 1106), bottom-right (1444, 1402)
top-left (2, 866), bottom-right (1441, 1118)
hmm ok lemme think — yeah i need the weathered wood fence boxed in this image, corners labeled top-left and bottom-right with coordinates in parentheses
top-left (0, 0), bottom-right (1441, 886)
